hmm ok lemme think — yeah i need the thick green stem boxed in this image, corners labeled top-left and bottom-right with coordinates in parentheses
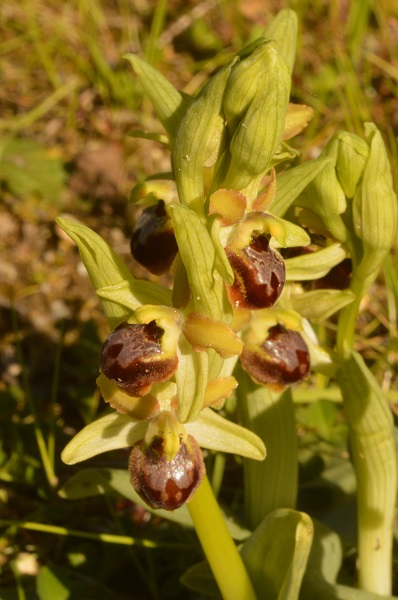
top-left (337, 271), bottom-right (396, 595)
top-left (337, 351), bottom-right (396, 595)
top-left (188, 476), bottom-right (257, 600)
top-left (336, 275), bottom-right (365, 356)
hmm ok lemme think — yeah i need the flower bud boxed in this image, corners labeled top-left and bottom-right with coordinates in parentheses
top-left (241, 323), bottom-right (310, 388)
top-left (129, 434), bottom-right (205, 510)
top-left (222, 42), bottom-right (291, 193)
top-left (225, 234), bottom-right (285, 310)
top-left (335, 131), bottom-right (368, 199)
top-left (100, 320), bottom-right (178, 397)
top-left (173, 60), bottom-right (235, 212)
top-left (130, 200), bottom-right (178, 275)
top-left (352, 123), bottom-right (397, 282)
top-left (223, 41), bottom-right (275, 135)
top-left (298, 137), bottom-right (348, 242)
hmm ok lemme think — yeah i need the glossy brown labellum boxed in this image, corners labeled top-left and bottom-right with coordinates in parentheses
top-left (225, 234), bottom-right (286, 310)
top-left (100, 320), bottom-right (178, 397)
top-left (129, 434), bottom-right (205, 510)
top-left (130, 200), bottom-right (178, 275)
top-left (241, 323), bottom-right (310, 387)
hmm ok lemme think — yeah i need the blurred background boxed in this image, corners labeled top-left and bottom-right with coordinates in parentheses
top-left (1, 1), bottom-right (397, 598)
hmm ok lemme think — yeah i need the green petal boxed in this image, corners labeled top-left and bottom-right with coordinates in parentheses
top-left (237, 375), bottom-right (298, 530)
top-left (186, 408), bottom-right (266, 460)
top-left (61, 413), bottom-right (147, 465)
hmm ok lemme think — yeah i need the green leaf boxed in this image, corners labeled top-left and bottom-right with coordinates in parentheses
top-left (170, 204), bottom-right (231, 322)
top-left (61, 413), bottom-right (147, 464)
top-left (59, 467), bottom-right (196, 527)
top-left (329, 586), bottom-right (398, 600)
top-left (240, 508), bottom-right (313, 600)
top-left (271, 157), bottom-right (332, 217)
top-left (301, 400), bottom-right (342, 442)
top-left (0, 137), bottom-right (66, 200)
top-left (36, 565), bottom-right (125, 600)
top-left (186, 407), bottom-right (266, 461)
top-left (56, 217), bottom-right (135, 329)
top-left (290, 289), bottom-right (355, 322)
top-left (181, 561), bottom-right (221, 599)
top-left (59, 468), bottom-right (251, 540)
top-left (124, 54), bottom-right (191, 140)
top-left (236, 371), bottom-right (298, 529)
top-left (300, 520), bottom-right (345, 599)
top-left (37, 566), bottom-right (69, 600)
top-left (285, 243), bottom-right (347, 281)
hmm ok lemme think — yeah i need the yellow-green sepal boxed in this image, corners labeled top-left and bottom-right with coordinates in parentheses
top-left (353, 123), bottom-right (398, 283)
top-left (124, 53), bottom-right (191, 141)
top-left (61, 412), bottom-right (147, 465)
top-left (263, 8), bottom-right (298, 74)
top-left (56, 217), bottom-right (136, 328)
top-left (271, 157), bottom-right (333, 217)
top-left (289, 289), bottom-right (355, 323)
top-left (186, 408), bottom-right (266, 460)
top-left (285, 243), bottom-right (347, 281)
